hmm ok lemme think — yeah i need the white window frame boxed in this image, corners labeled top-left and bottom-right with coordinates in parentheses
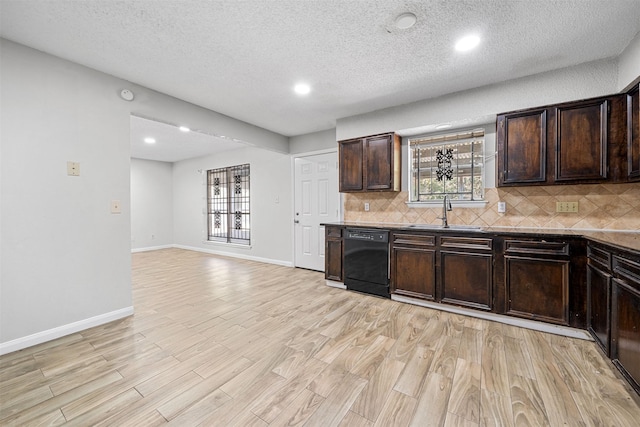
top-left (407, 128), bottom-right (486, 207)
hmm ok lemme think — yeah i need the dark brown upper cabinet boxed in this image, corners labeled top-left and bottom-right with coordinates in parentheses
top-left (338, 132), bottom-right (400, 192)
top-left (555, 98), bottom-right (608, 181)
top-left (497, 93), bottom-right (629, 187)
top-left (338, 139), bottom-right (364, 191)
top-left (497, 109), bottom-right (547, 185)
top-left (628, 83), bottom-right (640, 181)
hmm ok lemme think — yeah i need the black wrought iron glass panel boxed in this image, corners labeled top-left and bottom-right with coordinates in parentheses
top-left (207, 164), bottom-right (250, 244)
top-left (409, 129), bottom-right (484, 201)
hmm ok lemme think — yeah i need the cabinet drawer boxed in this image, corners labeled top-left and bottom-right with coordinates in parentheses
top-left (326, 226), bottom-right (342, 238)
top-left (392, 233), bottom-right (435, 247)
top-left (440, 236), bottom-right (492, 251)
top-left (588, 244), bottom-right (611, 271)
top-left (505, 239), bottom-right (569, 256)
top-left (613, 255), bottom-right (640, 292)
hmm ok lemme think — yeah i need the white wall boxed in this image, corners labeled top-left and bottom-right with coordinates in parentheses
top-left (130, 158), bottom-right (174, 250)
top-left (337, 58), bottom-right (619, 140)
top-left (289, 128), bottom-right (336, 154)
top-left (172, 147), bottom-right (293, 265)
top-left (618, 30), bottom-right (640, 91)
top-left (1, 39), bottom-right (133, 348)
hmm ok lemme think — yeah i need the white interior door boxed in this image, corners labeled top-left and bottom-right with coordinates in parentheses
top-left (294, 152), bottom-right (340, 271)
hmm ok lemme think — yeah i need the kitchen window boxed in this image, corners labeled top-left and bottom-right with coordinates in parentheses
top-left (409, 128), bottom-right (485, 202)
top-left (207, 164), bottom-right (250, 244)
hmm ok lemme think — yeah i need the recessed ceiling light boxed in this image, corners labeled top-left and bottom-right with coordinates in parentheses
top-left (179, 126), bottom-right (190, 132)
top-left (455, 35), bottom-right (480, 52)
top-left (294, 83), bottom-right (311, 95)
top-left (144, 137), bottom-right (156, 144)
top-left (395, 12), bottom-right (417, 29)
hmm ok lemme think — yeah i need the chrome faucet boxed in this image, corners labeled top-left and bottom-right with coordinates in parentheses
top-left (439, 195), bottom-right (452, 228)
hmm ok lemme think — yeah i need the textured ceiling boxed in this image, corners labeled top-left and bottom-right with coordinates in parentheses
top-left (2, 0), bottom-right (640, 140)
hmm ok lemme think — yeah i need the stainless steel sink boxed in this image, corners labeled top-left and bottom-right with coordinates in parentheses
top-left (404, 224), bottom-right (482, 230)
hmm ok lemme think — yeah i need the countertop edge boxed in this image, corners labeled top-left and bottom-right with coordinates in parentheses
top-left (321, 222), bottom-right (640, 253)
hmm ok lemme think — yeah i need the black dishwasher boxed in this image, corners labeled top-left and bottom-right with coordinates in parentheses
top-left (344, 229), bottom-right (390, 298)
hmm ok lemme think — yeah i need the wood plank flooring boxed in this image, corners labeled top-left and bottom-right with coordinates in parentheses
top-left (1, 247), bottom-right (639, 426)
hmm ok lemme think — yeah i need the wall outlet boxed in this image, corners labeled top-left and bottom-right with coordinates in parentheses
top-left (67, 161), bottom-right (80, 176)
top-left (556, 201), bottom-right (579, 213)
top-left (364, 202), bottom-right (370, 212)
top-left (497, 201), bottom-right (506, 213)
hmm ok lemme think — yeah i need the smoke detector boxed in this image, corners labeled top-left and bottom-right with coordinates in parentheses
top-left (120, 89), bottom-right (134, 101)
top-left (395, 12), bottom-right (417, 29)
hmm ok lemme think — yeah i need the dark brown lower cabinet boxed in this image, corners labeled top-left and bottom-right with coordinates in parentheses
top-left (440, 236), bottom-right (493, 311)
top-left (505, 257), bottom-right (569, 324)
top-left (611, 254), bottom-right (640, 394)
top-left (325, 226), bottom-right (343, 282)
top-left (587, 263), bottom-right (611, 355)
top-left (440, 251), bottom-right (493, 310)
top-left (504, 239), bottom-right (570, 325)
top-left (391, 233), bottom-right (436, 300)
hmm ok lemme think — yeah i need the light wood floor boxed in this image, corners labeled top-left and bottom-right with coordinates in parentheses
top-left (2, 248), bottom-right (639, 426)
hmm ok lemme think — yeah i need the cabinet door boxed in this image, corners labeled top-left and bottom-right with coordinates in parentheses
top-left (339, 139), bottom-right (363, 192)
top-left (325, 238), bottom-right (343, 281)
top-left (611, 278), bottom-right (640, 394)
top-left (555, 99), bottom-right (608, 181)
top-left (441, 251), bottom-right (493, 310)
top-left (325, 227), bottom-right (343, 282)
top-left (505, 256), bottom-right (569, 325)
top-left (392, 246), bottom-right (436, 300)
top-left (365, 134), bottom-right (393, 190)
top-left (497, 110), bottom-right (547, 185)
top-left (587, 263), bottom-right (611, 355)
top-left (628, 84), bottom-right (640, 180)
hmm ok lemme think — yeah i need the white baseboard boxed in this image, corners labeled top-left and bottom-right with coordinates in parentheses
top-left (131, 244), bottom-right (173, 253)
top-left (173, 244), bottom-right (294, 267)
top-left (0, 306), bottom-right (134, 356)
top-left (326, 280), bottom-right (346, 289)
top-left (391, 295), bottom-right (593, 341)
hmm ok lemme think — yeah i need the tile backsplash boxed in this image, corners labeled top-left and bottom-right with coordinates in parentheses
top-left (343, 183), bottom-right (640, 231)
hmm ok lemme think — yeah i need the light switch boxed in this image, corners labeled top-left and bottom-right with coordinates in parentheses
top-left (111, 200), bottom-right (122, 214)
top-left (67, 161), bottom-right (80, 176)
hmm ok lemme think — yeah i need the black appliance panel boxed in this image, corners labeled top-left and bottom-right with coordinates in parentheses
top-left (344, 229), bottom-right (390, 298)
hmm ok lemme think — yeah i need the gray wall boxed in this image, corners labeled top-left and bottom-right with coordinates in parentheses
top-left (130, 158), bottom-right (174, 250)
top-left (618, 30), bottom-right (640, 91)
top-left (289, 128), bottom-right (337, 154)
top-left (1, 39), bottom-right (133, 348)
top-left (172, 146), bottom-right (293, 265)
